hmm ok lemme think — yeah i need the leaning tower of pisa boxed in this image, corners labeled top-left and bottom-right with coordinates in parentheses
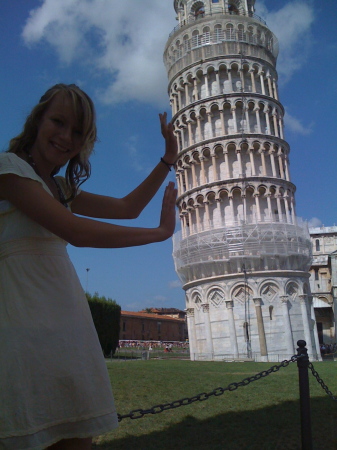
top-left (164, 0), bottom-right (320, 361)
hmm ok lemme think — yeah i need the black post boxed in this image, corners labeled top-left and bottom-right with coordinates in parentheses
top-left (297, 340), bottom-right (313, 450)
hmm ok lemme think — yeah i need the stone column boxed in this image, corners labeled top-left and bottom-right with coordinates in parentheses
top-left (270, 149), bottom-right (277, 177)
top-left (254, 106), bottom-right (262, 133)
top-left (266, 194), bottom-right (272, 220)
top-left (264, 107), bottom-right (271, 134)
top-left (284, 197), bottom-right (291, 223)
top-left (227, 69), bottom-right (233, 91)
top-left (249, 148), bottom-right (256, 175)
top-left (225, 300), bottom-right (239, 358)
top-left (273, 79), bottom-right (279, 100)
top-left (238, 69), bottom-right (244, 91)
top-left (229, 196), bottom-right (235, 224)
top-left (211, 153), bottom-right (218, 181)
top-left (215, 199), bottom-right (222, 225)
top-left (310, 296), bottom-right (321, 360)
top-left (180, 126), bottom-right (186, 150)
top-left (176, 172), bottom-right (181, 197)
top-left (236, 149), bottom-right (243, 176)
top-left (284, 156), bottom-right (290, 181)
top-left (272, 112), bottom-right (279, 138)
top-left (299, 294), bottom-right (314, 358)
top-left (276, 195), bottom-right (283, 221)
top-left (290, 198), bottom-right (297, 225)
top-left (184, 82), bottom-right (190, 105)
top-left (191, 162), bottom-right (197, 188)
top-left (173, 94), bottom-right (178, 115)
top-left (170, 97), bottom-right (175, 116)
top-left (204, 73), bottom-right (210, 97)
top-left (196, 115), bottom-right (202, 141)
top-left (231, 107), bottom-right (238, 133)
top-left (178, 170), bottom-right (184, 195)
top-left (176, 130), bottom-right (181, 153)
top-left (177, 89), bottom-right (182, 109)
top-left (215, 70), bottom-right (221, 94)
top-left (249, 69), bottom-right (256, 92)
top-left (223, 149), bottom-right (230, 178)
top-left (195, 205), bottom-right (201, 232)
top-left (181, 213), bottom-right (187, 238)
top-left (279, 118), bottom-right (284, 139)
top-left (278, 153), bottom-right (285, 179)
top-left (186, 308), bottom-right (197, 361)
top-left (187, 208), bottom-right (193, 234)
top-left (245, 106), bottom-right (250, 132)
top-left (187, 120), bottom-right (193, 146)
top-left (219, 109), bottom-right (226, 135)
top-left (200, 157), bottom-right (206, 185)
top-left (201, 303), bottom-right (214, 358)
top-left (259, 72), bottom-right (266, 95)
top-left (182, 165), bottom-right (189, 191)
top-left (280, 296), bottom-right (295, 355)
top-left (193, 78), bottom-right (199, 101)
top-left (260, 150), bottom-right (267, 176)
top-left (254, 194), bottom-right (262, 221)
top-left (267, 75), bottom-right (273, 97)
top-left (253, 297), bottom-right (267, 357)
top-left (207, 112), bottom-right (213, 138)
top-left (242, 195), bottom-right (247, 222)
top-left (204, 201), bottom-right (210, 229)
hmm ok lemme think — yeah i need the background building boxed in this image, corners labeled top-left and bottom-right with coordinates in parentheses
top-left (120, 311), bottom-right (185, 342)
top-left (164, 0), bottom-right (319, 360)
top-left (309, 226), bottom-right (337, 346)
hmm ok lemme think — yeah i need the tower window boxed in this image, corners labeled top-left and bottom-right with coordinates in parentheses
top-left (314, 269), bottom-right (319, 281)
top-left (195, 6), bottom-right (205, 18)
top-left (315, 239), bottom-right (320, 251)
top-left (229, 4), bottom-right (239, 14)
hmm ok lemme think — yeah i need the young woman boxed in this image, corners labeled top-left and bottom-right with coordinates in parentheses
top-left (0, 84), bottom-right (178, 450)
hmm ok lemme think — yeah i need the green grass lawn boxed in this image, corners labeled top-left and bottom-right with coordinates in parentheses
top-left (93, 360), bottom-right (337, 450)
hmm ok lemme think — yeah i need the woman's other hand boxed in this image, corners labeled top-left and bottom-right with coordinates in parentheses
top-left (159, 112), bottom-right (178, 165)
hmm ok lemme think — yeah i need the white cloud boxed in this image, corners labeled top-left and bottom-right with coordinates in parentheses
top-left (169, 280), bottom-right (182, 289)
top-left (284, 110), bottom-right (313, 135)
top-left (123, 135), bottom-right (147, 172)
top-left (22, 1), bottom-right (315, 106)
top-left (22, 0), bottom-right (176, 106)
top-left (255, 1), bottom-right (315, 84)
top-left (308, 217), bottom-right (323, 228)
top-left (153, 295), bottom-right (167, 302)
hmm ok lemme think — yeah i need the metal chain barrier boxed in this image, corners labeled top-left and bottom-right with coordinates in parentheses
top-left (308, 362), bottom-right (337, 401)
top-left (117, 354), bottom-right (300, 422)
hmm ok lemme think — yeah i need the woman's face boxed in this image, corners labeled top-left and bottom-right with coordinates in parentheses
top-left (30, 93), bottom-right (84, 174)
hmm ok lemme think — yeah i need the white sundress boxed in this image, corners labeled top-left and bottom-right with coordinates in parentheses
top-left (0, 153), bottom-right (118, 450)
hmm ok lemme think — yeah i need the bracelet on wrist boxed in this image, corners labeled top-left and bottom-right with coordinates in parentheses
top-left (160, 157), bottom-right (175, 171)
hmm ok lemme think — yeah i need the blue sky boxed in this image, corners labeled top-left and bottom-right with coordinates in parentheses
top-left (1, 0), bottom-right (336, 312)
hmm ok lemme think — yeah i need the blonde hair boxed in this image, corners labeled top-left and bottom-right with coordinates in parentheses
top-left (8, 83), bottom-right (97, 200)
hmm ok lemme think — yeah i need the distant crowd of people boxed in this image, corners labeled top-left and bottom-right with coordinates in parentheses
top-left (320, 343), bottom-right (337, 356)
top-left (118, 340), bottom-right (189, 351)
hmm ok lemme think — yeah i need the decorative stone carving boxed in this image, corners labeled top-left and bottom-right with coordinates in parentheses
top-left (260, 283), bottom-right (278, 303)
top-left (208, 288), bottom-right (225, 307)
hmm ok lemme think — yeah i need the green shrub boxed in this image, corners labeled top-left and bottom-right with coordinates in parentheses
top-left (86, 292), bottom-right (121, 356)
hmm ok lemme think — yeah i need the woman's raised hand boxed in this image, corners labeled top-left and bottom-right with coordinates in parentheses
top-left (158, 181), bottom-right (178, 239)
top-left (159, 112), bottom-right (178, 165)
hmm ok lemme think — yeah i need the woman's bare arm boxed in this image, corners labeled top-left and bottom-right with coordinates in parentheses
top-left (0, 174), bottom-right (177, 248)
